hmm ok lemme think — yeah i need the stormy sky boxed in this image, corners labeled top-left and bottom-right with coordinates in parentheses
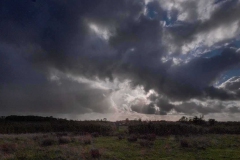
top-left (1, 0), bottom-right (240, 121)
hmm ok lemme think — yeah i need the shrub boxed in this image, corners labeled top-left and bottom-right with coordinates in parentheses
top-left (139, 134), bottom-right (147, 140)
top-left (91, 132), bottom-right (99, 137)
top-left (32, 136), bottom-right (39, 141)
top-left (180, 139), bottom-right (189, 148)
top-left (56, 132), bottom-right (68, 137)
top-left (91, 148), bottom-right (101, 159)
top-left (189, 136), bottom-right (208, 150)
top-left (128, 122), bottom-right (205, 136)
top-left (81, 135), bottom-right (92, 145)
top-left (41, 137), bottom-right (57, 146)
top-left (174, 135), bottom-right (181, 141)
top-left (15, 152), bottom-right (27, 160)
top-left (70, 137), bottom-right (76, 143)
top-left (139, 140), bottom-right (154, 148)
top-left (118, 135), bottom-right (124, 140)
top-left (42, 134), bottom-right (49, 138)
top-left (180, 136), bottom-right (209, 149)
top-left (128, 135), bottom-right (137, 142)
top-left (0, 143), bottom-right (17, 154)
top-left (147, 134), bottom-right (156, 141)
top-left (58, 136), bottom-right (71, 144)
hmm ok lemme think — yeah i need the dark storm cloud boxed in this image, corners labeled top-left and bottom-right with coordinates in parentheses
top-left (167, 48), bottom-right (240, 100)
top-left (0, 0), bottom-right (145, 78)
top-left (131, 102), bottom-right (157, 115)
top-left (0, 0), bottom-right (145, 114)
top-left (174, 101), bottom-right (226, 115)
top-left (228, 106), bottom-right (240, 113)
top-left (156, 98), bottom-right (175, 114)
top-left (0, 69), bottom-right (114, 114)
top-left (1, 0), bottom-right (240, 116)
top-left (0, 40), bottom-right (114, 114)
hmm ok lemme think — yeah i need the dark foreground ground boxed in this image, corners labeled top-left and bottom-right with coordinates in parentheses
top-left (1, 133), bottom-right (240, 160)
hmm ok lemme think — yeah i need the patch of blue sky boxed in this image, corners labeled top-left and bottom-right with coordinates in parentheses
top-left (172, 38), bottom-right (240, 67)
top-left (164, 10), bottom-right (178, 26)
top-left (214, 0), bottom-right (228, 4)
top-left (231, 39), bottom-right (240, 48)
top-left (202, 48), bottom-right (224, 58)
top-left (215, 67), bottom-right (240, 86)
top-left (146, 3), bottom-right (177, 26)
top-left (214, 0), bottom-right (239, 6)
top-left (197, 35), bottom-right (240, 59)
top-left (147, 9), bottom-right (158, 20)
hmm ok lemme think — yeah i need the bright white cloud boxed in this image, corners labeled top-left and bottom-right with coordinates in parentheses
top-left (89, 23), bottom-right (112, 40)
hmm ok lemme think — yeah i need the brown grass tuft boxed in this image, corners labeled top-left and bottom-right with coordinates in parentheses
top-left (81, 135), bottom-right (92, 145)
top-left (0, 143), bottom-right (17, 154)
top-left (58, 136), bottom-right (71, 144)
top-left (91, 148), bottom-right (101, 159)
top-left (139, 139), bottom-right (154, 148)
top-left (40, 137), bottom-right (57, 146)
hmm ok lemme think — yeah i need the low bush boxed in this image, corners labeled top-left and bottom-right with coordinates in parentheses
top-left (180, 139), bottom-right (189, 148)
top-left (40, 137), bottom-right (57, 146)
top-left (32, 136), bottom-right (39, 141)
top-left (0, 143), bottom-right (17, 154)
top-left (15, 152), bottom-right (28, 160)
top-left (129, 122), bottom-right (205, 136)
top-left (42, 134), bottom-right (49, 138)
top-left (56, 132), bottom-right (68, 137)
top-left (91, 132), bottom-right (99, 137)
top-left (118, 135), bottom-right (124, 140)
top-left (147, 134), bottom-right (156, 141)
top-left (81, 135), bottom-right (92, 145)
top-left (139, 140), bottom-right (154, 148)
top-left (128, 135), bottom-right (138, 142)
top-left (58, 136), bottom-right (71, 144)
top-left (180, 136), bottom-right (209, 149)
top-left (138, 134), bottom-right (148, 140)
top-left (90, 148), bottom-right (101, 159)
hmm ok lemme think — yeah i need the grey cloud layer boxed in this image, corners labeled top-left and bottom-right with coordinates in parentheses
top-left (1, 0), bottom-right (240, 116)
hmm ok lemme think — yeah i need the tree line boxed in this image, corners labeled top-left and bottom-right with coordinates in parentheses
top-left (0, 115), bottom-right (113, 134)
top-left (128, 116), bottom-right (240, 135)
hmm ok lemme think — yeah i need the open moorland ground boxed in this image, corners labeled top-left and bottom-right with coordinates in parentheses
top-left (1, 116), bottom-right (240, 159)
top-left (1, 133), bottom-right (240, 160)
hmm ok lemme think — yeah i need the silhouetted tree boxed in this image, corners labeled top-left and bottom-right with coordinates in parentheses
top-left (208, 119), bottom-right (216, 126)
top-left (178, 116), bottom-right (188, 122)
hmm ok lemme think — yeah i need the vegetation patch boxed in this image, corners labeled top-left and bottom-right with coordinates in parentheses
top-left (40, 137), bottom-right (57, 147)
top-left (127, 134), bottom-right (138, 142)
top-left (58, 136), bottom-right (71, 144)
top-left (0, 143), bottom-right (17, 154)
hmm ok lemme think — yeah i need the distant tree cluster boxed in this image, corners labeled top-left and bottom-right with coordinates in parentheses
top-left (0, 115), bottom-right (113, 134)
top-left (129, 116), bottom-right (240, 135)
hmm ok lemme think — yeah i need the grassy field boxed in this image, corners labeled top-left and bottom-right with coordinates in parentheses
top-left (1, 133), bottom-right (240, 160)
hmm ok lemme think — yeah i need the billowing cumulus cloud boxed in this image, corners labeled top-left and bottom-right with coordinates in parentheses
top-left (1, 0), bottom-right (240, 120)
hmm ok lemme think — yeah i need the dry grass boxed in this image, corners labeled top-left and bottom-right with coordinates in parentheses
top-left (0, 133), bottom-right (240, 160)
